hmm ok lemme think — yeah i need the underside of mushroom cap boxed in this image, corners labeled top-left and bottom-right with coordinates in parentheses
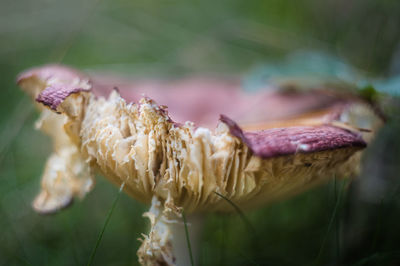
top-left (17, 64), bottom-right (382, 215)
top-left (17, 64), bottom-right (385, 266)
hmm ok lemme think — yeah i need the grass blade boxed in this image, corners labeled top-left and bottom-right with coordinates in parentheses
top-left (182, 210), bottom-right (195, 266)
top-left (214, 191), bottom-right (256, 235)
top-left (334, 176), bottom-right (340, 262)
top-left (314, 179), bottom-right (346, 264)
top-left (0, 97), bottom-right (33, 165)
top-left (87, 184), bottom-right (124, 266)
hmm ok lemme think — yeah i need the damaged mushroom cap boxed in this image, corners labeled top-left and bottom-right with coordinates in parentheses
top-left (17, 65), bottom-right (383, 265)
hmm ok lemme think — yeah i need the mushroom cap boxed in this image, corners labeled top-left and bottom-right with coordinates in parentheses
top-left (17, 64), bottom-right (382, 214)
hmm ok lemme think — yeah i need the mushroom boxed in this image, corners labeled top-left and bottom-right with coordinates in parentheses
top-left (17, 65), bottom-right (383, 265)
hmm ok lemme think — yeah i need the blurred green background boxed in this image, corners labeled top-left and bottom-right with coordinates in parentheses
top-left (1, 0), bottom-right (400, 265)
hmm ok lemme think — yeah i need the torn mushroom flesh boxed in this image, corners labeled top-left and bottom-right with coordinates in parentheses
top-left (17, 65), bottom-right (383, 265)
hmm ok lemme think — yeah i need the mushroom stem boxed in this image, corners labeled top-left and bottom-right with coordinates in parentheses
top-left (170, 213), bottom-right (204, 266)
top-left (137, 197), bottom-right (204, 266)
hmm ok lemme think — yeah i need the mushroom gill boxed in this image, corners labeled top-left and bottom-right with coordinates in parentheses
top-left (17, 65), bottom-right (383, 266)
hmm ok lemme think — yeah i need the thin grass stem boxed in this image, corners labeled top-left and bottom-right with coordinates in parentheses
top-left (334, 176), bottom-right (340, 262)
top-left (182, 210), bottom-right (195, 266)
top-left (214, 191), bottom-right (256, 235)
top-left (314, 179), bottom-right (346, 265)
top-left (87, 183), bottom-right (124, 266)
